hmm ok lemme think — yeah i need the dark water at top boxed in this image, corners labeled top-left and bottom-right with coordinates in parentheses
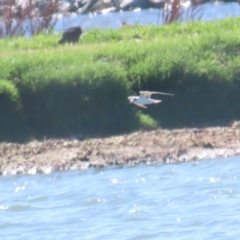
top-left (54, 2), bottom-right (240, 32)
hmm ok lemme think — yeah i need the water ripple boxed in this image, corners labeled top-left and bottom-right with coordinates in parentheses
top-left (1, 156), bottom-right (240, 239)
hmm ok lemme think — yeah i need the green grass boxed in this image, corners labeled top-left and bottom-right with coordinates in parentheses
top-left (1, 17), bottom-right (240, 141)
top-left (1, 17), bottom-right (240, 51)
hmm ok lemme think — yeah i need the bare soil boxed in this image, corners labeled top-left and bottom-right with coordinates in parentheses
top-left (1, 122), bottom-right (240, 175)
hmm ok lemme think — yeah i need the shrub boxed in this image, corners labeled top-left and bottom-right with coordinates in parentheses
top-left (0, 79), bottom-right (21, 112)
top-left (0, 79), bottom-right (23, 138)
top-left (138, 113), bottom-right (158, 130)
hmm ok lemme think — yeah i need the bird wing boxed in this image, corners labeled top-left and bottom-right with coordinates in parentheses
top-left (132, 102), bottom-right (147, 109)
top-left (140, 91), bottom-right (174, 97)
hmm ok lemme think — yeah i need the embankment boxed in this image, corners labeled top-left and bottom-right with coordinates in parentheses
top-left (1, 18), bottom-right (240, 141)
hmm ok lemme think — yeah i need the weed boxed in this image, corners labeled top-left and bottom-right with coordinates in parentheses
top-left (160, 0), bottom-right (203, 24)
top-left (0, 0), bottom-right (59, 37)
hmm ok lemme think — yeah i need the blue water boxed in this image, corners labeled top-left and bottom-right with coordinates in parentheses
top-left (1, 156), bottom-right (240, 239)
top-left (54, 2), bottom-right (240, 32)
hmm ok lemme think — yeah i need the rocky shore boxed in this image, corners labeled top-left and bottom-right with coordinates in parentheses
top-left (1, 122), bottom-right (240, 175)
top-left (0, 0), bottom-right (172, 17)
top-left (0, 0), bottom-right (238, 18)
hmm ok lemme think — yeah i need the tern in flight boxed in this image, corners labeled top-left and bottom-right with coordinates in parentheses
top-left (128, 91), bottom-right (174, 109)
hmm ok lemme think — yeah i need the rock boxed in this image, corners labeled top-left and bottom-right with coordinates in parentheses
top-left (120, 0), bottom-right (150, 10)
top-left (28, 167), bottom-right (37, 175)
top-left (76, 0), bottom-right (98, 14)
top-left (40, 166), bottom-right (52, 174)
top-left (231, 121), bottom-right (240, 129)
top-left (147, 0), bottom-right (165, 8)
top-left (58, 26), bottom-right (83, 44)
top-left (99, 6), bottom-right (117, 13)
top-left (57, 1), bottom-right (71, 13)
top-left (89, 1), bottom-right (115, 13)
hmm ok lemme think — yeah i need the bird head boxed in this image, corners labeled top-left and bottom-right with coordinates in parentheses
top-left (128, 96), bottom-right (137, 103)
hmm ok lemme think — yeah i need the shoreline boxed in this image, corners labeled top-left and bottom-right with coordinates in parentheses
top-left (1, 123), bottom-right (240, 175)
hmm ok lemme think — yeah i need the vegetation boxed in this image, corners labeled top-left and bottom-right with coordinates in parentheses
top-left (1, 17), bottom-right (240, 141)
top-left (0, 0), bottom-right (59, 38)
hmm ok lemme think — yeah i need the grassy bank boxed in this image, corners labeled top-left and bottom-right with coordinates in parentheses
top-left (1, 18), bottom-right (240, 141)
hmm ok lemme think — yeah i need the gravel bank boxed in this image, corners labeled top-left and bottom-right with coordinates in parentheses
top-left (1, 122), bottom-right (240, 175)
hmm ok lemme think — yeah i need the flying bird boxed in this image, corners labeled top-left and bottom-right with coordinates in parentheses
top-left (128, 91), bottom-right (174, 109)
